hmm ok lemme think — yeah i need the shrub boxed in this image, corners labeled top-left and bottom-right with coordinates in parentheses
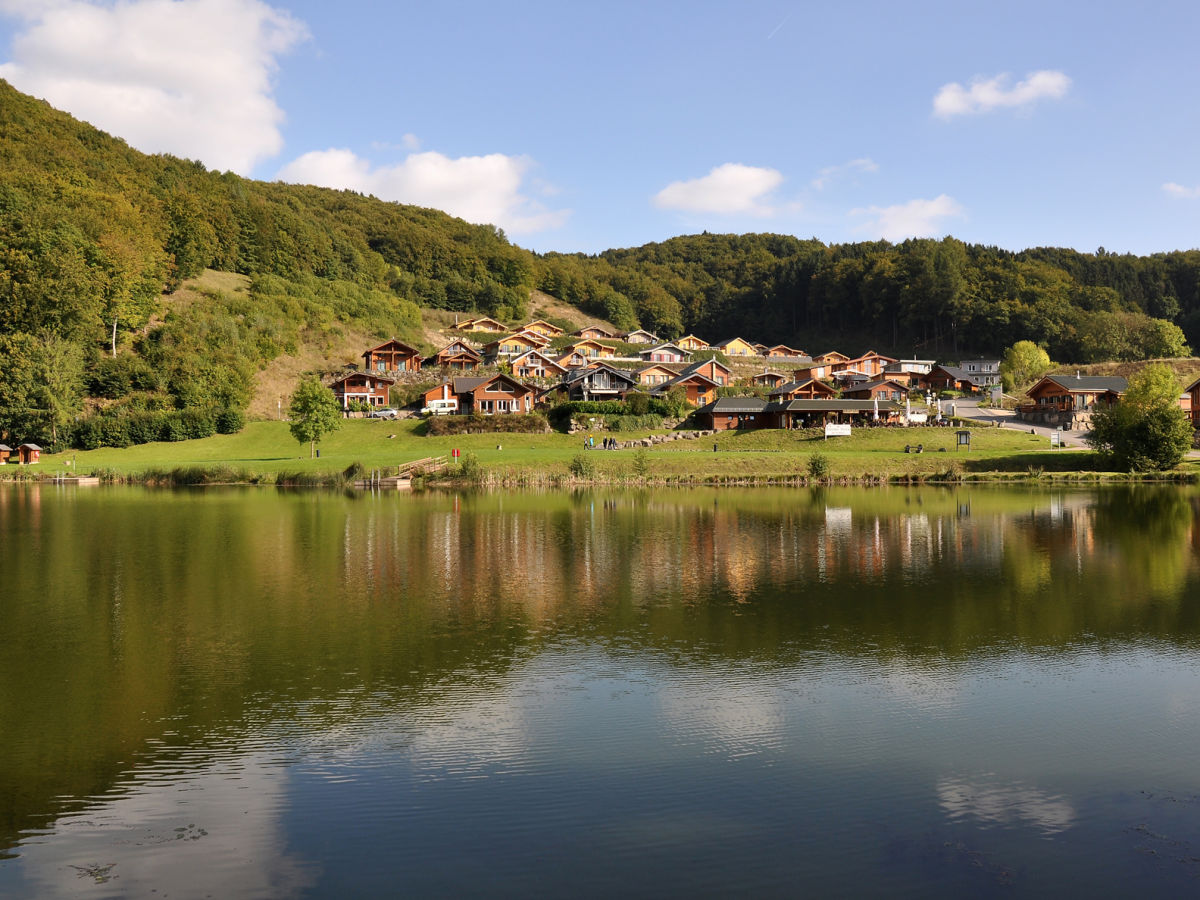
top-left (216, 407), bottom-right (245, 434)
top-left (807, 451), bottom-right (831, 480)
top-left (568, 453), bottom-right (597, 479)
top-left (632, 449), bottom-right (650, 478)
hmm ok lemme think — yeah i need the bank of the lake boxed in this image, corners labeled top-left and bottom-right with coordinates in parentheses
top-left (9, 419), bottom-right (1199, 485)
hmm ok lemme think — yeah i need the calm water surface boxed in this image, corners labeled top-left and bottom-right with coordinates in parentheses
top-left (2, 485), bottom-right (1200, 898)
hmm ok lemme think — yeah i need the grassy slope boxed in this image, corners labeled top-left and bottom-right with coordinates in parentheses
top-left (31, 419), bottom-right (1169, 482)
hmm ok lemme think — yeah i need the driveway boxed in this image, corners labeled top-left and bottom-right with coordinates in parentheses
top-left (951, 398), bottom-right (1090, 448)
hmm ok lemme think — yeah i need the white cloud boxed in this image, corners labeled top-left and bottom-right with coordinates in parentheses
top-left (851, 194), bottom-right (965, 241)
top-left (812, 157), bottom-right (878, 191)
top-left (1163, 182), bottom-right (1200, 199)
top-left (276, 148), bottom-right (570, 235)
top-left (0, 0), bottom-right (308, 174)
top-left (653, 163), bottom-right (784, 215)
top-left (933, 70), bottom-right (1071, 118)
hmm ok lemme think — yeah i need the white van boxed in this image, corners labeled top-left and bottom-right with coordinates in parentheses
top-left (422, 399), bottom-right (459, 416)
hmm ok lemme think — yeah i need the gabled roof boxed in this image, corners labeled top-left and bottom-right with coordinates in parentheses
top-left (765, 344), bottom-right (806, 356)
top-left (769, 378), bottom-right (835, 397)
top-left (457, 316), bottom-right (506, 331)
top-left (650, 371), bottom-right (719, 394)
top-left (677, 334), bottom-right (710, 346)
top-left (713, 336), bottom-right (754, 349)
top-left (483, 332), bottom-right (543, 350)
top-left (765, 399), bottom-right (903, 413)
top-left (0, 444), bottom-right (11, 452)
top-left (1186, 375), bottom-right (1200, 393)
top-left (811, 350), bottom-right (850, 362)
top-left (843, 379), bottom-right (909, 394)
top-left (636, 362), bottom-right (686, 377)
top-left (639, 342), bottom-right (690, 356)
top-left (364, 338), bottom-right (420, 355)
top-left (1035, 374), bottom-right (1128, 394)
top-left (573, 326), bottom-right (616, 338)
top-left (511, 349), bottom-right (567, 372)
top-left (435, 341), bottom-right (481, 359)
top-left (623, 329), bottom-right (660, 341)
top-left (679, 357), bottom-right (732, 378)
top-left (522, 319), bottom-right (564, 334)
top-left (333, 371), bottom-right (395, 386)
top-left (562, 362), bottom-right (639, 386)
top-left (453, 373), bottom-right (533, 394)
top-left (18, 443), bottom-right (42, 450)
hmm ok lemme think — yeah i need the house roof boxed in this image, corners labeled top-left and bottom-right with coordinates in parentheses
top-left (769, 378), bottom-right (834, 396)
top-left (563, 363), bottom-right (638, 387)
top-left (696, 397), bottom-right (768, 414)
top-left (1037, 374), bottom-right (1128, 394)
top-left (452, 374), bottom-right (533, 394)
top-left (678, 358), bottom-right (731, 378)
top-left (650, 372), bottom-right (718, 394)
top-left (435, 341), bottom-right (481, 359)
top-left (522, 319), bottom-right (564, 334)
top-left (765, 399), bottom-right (903, 413)
top-left (844, 379), bottom-right (909, 394)
top-left (574, 326), bottom-right (615, 338)
top-left (19, 443), bottom-right (43, 450)
top-left (713, 336), bottom-right (753, 349)
top-left (0, 444), bottom-right (12, 451)
top-left (1186, 375), bottom-right (1200, 393)
top-left (623, 329), bottom-right (659, 341)
top-left (640, 342), bottom-right (689, 356)
top-left (332, 371), bottom-right (395, 386)
top-left (364, 338), bottom-right (420, 355)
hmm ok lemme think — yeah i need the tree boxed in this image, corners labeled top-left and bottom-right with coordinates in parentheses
top-left (1000, 341), bottom-right (1051, 390)
top-left (288, 377), bottom-right (342, 458)
top-left (1086, 364), bottom-right (1193, 471)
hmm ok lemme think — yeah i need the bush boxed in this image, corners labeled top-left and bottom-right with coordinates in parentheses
top-left (632, 449), bottom-right (650, 478)
top-left (426, 413), bottom-right (550, 435)
top-left (807, 451), bottom-right (831, 480)
top-left (568, 453), bottom-right (597, 479)
top-left (216, 407), bottom-right (245, 434)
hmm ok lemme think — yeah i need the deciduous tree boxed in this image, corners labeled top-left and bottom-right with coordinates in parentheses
top-left (288, 378), bottom-right (342, 458)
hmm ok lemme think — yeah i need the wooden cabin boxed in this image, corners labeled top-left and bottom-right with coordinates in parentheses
top-left (676, 335), bottom-right (710, 352)
top-left (751, 370), bottom-right (787, 388)
top-left (331, 372), bottom-right (394, 409)
top-left (680, 358), bottom-right (733, 387)
top-left (842, 379), bottom-right (909, 402)
top-left (637, 363), bottom-right (682, 386)
top-left (522, 319), bottom-right (564, 337)
top-left (1025, 374), bottom-right (1127, 411)
top-left (482, 333), bottom-right (546, 361)
top-left (639, 343), bottom-right (691, 364)
top-left (713, 337), bottom-right (758, 357)
top-left (768, 378), bottom-right (837, 402)
top-left (0, 444), bottom-right (11, 464)
top-left (432, 340), bottom-right (482, 371)
top-left (511, 350), bottom-right (568, 379)
top-left (566, 339), bottom-right (615, 360)
top-left (18, 443), bottom-right (43, 464)
top-left (574, 325), bottom-right (616, 340)
top-left (560, 364), bottom-right (639, 401)
top-left (652, 372), bottom-right (718, 406)
top-left (1185, 376), bottom-right (1200, 426)
top-left (694, 397), bottom-right (768, 430)
top-left (456, 316), bottom-right (507, 333)
top-left (363, 339), bottom-right (422, 373)
top-left (451, 374), bottom-right (535, 414)
top-left (623, 329), bottom-right (660, 345)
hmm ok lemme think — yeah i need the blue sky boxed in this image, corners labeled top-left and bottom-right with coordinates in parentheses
top-left (2, 0), bottom-right (1198, 255)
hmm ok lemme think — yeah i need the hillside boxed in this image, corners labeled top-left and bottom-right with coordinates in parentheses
top-left (2, 78), bottom-right (1200, 449)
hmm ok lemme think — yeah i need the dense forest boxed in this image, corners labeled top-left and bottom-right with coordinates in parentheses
top-left (1, 78), bottom-right (1199, 448)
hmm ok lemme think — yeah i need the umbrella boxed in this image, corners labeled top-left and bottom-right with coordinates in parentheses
top-left (873, 395), bottom-right (879, 421)
top-left (906, 395), bottom-right (911, 423)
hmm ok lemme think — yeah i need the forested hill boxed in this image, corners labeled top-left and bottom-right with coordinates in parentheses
top-left (2, 77), bottom-right (1199, 448)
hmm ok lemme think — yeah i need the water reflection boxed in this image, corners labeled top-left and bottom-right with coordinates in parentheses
top-left (1, 485), bottom-right (1199, 896)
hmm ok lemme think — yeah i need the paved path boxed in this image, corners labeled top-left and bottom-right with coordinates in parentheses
top-left (951, 399), bottom-right (1090, 448)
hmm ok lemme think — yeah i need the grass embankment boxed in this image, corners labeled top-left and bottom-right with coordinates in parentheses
top-left (19, 419), bottom-right (1198, 485)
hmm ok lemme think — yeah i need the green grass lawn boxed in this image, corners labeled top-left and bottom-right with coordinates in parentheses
top-left (23, 418), bottom-right (1167, 483)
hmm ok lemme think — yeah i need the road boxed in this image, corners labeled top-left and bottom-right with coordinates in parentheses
top-left (950, 398), bottom-right (1090, 448)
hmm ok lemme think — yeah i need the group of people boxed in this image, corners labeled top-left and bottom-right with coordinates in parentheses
top-left (584, 435), bottom-right (621, 450)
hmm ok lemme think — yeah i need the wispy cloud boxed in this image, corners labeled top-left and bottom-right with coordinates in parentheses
top-left (1163, 182), bottom-right (1200, 199)
top-left (277, 148), bottom-right (570, 234)
top-left (653, 163), bottom-right (784, 215)
top-left (0, 0), bottom-right (308, 174)
top-left (812, 157), bottom-right (878, 191)
top-left (933, 70), bottom-right (1071, 119)
top-left (851, 194), bottom-right (965, 241)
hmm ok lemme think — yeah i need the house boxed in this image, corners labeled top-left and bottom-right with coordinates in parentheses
top-left (811, 350), bottom-right (851, 366)
top-left (558, 364), bottom-right (639, 401)
top-left (639, 343), bottom-right (692, 364)
top-left (764, 399), bottom-right (902, 430)
top-left (555, 349), bottom-right (590, 369)
top-left (331, 372), bottom-right (394, 409)
top-left (885, 358), bottom-right (936, 376)
top-left (636, 363), bottom-right (683, 387)
top-left (1185, 375), bottom-right (1200, 426)
top-left (431, 340), bottom-right (482, 371)
top-left (0, 443), bottom-right (10, 463)
top-left (676, 335), bottom-right (710, 352)
top-left (751, 370), bottom-right (788, 388)
top-left (843, 351), bottom-right (898, 379)
top-left (694, 397), bottom-right (769, 430)
top-left (623, 329), bottom-right (660, 345)
top-left (17, 443), bottom-right (41, 464)
top-left (522, 319), bottom-right (564, 338)
top-left (511, 349), bottom-right (568, 379)
top-left (713, 337), bottom-right (758, 357)
top-left (362, 338), bottom-right (422, 373)
top-left (764, 345), bottom-right (807, 359)
top-left (566, 339), bottom-right (615, 360)
top-left (959, 359), bottom-right (1002, 388)
top-left (921, 365), bottom-right (976, 394)
top-left (842, 379), bottom-right (909, 402)
top-left (456, 316), bottom-right (507, 333)
top-left (482, 332), bottom-right (546, 361)
top-left (1025, 374), bottom-right (1127, 412)
top-left (422, 381), bottom-right (460, 415)
top-left (679, 357), bottom-right (733, 387)
top-left (768, 378), bottom-right (837, 402)
top-left (651, 371), bottom-right (719, 406)
top-left (451, 374), bottom-right (536, 414)
top-left (574, 325), bottom-right (616, 340)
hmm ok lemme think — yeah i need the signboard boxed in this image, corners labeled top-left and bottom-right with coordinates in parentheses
top-left (1050, 431), bottom-right (1061, 448)
top-left (452, 448), bottom-right (461, 459)
top-left (907, 412), bottom-right (928, 424)
top-left (956, 430), bottom-right (971, 451)
top-left (824, 423), bottom-right (852, 438)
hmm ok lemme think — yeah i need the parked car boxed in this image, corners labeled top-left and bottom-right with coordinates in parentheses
top-left (421, 399), bottom-right (459, 416)
top-left (368, 408), bottom-right (400, 419)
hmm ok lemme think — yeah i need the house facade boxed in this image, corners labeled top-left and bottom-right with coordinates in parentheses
top-left (623, 329), bottom-right (659, 344)
top-left (511, 350), bottom-right (568, 379)
top-left (363, 339), bottom-right (422, 373)
top-left (694, 397), bottom-right (768, 430)
top-left (432, 340), bottom-right (482, 371)
top-left (676, 335), bottom-right (710, 352)
top-left (843, 379), bottom-right (908, 402)
top-left (639, 343), bottom-right (691, 364)
top-left (1018, 374), bottom-right (1127, 427)
top-left (714, 337), bottom-right (758, 357)
top-left (560, 365), bottom-right (638, 401)
top-left (452, 375), bottom-right (535, 414)
top-left (331, 372), bottom-right (394, 409)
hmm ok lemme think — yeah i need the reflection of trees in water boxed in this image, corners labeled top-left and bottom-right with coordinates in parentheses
top-left (3, 486), bottom-right (1200, 858)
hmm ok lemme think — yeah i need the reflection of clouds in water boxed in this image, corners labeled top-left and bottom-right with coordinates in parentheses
top-left (657, 676), bottom-right (786, 758)
top-left (12, 752), bottom-right (313, 899)
top-left (407, 691), bottom-right (532, 778)
top-left (937, 774), bottom-right (1076, 834)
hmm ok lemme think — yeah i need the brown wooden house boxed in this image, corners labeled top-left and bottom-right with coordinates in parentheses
top-left (18, 443), bottom-right (42, 464)
top-left (0, 444), bottom-right (11, 464)
top-left (574, 325), bottom-right (616, 340)
top-left (1185, 375), bottom-right (1200, 425)
top-left (842, 379), bottom-right (909, 402)
top-left (694, 397), bottom-right (768, 430)
top-left (680, 358), bottom-right (733, 387)
top-left (522, 319), bottom-right (564, 338)
top-left (751, 370), bottom-right (788, 387)
top-left (511, 349), bottom-right (568, 379)
top-left (768, 378), bottom-right (836, 402)
top-left (363, 339), bottom-right (422, 373)
top-left (636, 363), bottom-right (682, 387)
top-left (331, 372), bottom-right (394, 409)
top-left (652, 372), bottom-right (718, 406)
top-left (451, 374), bottom-right (535, 414)
top-left (1025, 374), bottom-right (1127, 412)
top-left (639, 343), bottom-right (691, 364)
top-left (432, 340), bottom-right (482, 371)
top-left (456, 316), bottom-right (507, 333)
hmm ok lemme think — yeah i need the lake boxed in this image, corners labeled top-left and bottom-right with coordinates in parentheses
top-left (2, 484), bottom-right (1199, 897)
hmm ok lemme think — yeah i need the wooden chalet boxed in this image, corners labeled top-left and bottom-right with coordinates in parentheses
top-left (765, 399), bottom-right (902, 429)
top-left (623, 329), bottom-right (660, 345)
top-left (768, 378), bottom-right (836, 402)
top-left (751, 370), bottom-right (788, 388)
top-left (482, 332), bottom-right (546, 361)
top-left (842, 351), bottom-right (897, 378)
top-left (0, 444), bottom-right (11, 463)
top-left (764, 345), bottom-right (807, 359)
top-left (1185, 375), bottom-right (1200, 425)
top-left (511, 349), bottom-right (568, 379)
top-left (17, 443), bottom-right (41, 464)
top-left (363, 339), bottom-right (422, 373)
top-left (694, 397), bottom-right (768, 430)
top-left (637, 363), bottom-right (683, 387)
top-left (1025, 374), bottom-right (1127, 412)
top-left (558, 364), bottom-right (639, 402)
top-left (713, 337), bottom-right (758, 357)
top-left (574, 325), bottom-right (616, 340)
top-left (566, 339), bottom-right (615, 360)
top-left (651, 371), bottom-right (718, 406)
top-left (842, 379), bottom-right (909, 402)
top-left (451, 374), bottom-right (535, 414)
top-left (676, 335), bottom-right (710, 352)
top-left (431, 340), bottom-right (482, 371)
top-left (456, 316), bottom-right (507, 333)
top-left (679, 357), bottom-right (733, 387)
top-left (555, 349), bottom-right (591, 369)
top-left (639, 343), bottom-right (691, 364)
top-left (331, 372), bottom-right (394, 409)
top-left (522, 319), bottom-right (564, 337)
top-left (922, 365), bottom-right (976, 393)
